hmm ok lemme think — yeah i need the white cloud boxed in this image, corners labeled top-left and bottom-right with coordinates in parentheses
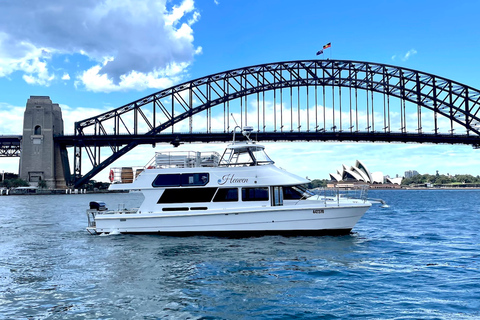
top-left (0, 0), bottom-right (201, 91)
top-left (403, 49), bottom-right (417, 61)
top-left (76, 61), bottom-right (189, 93)
top-left (0, 34), bottom-right (56, 84)
top-left (392, 49), bottom-right (417, 62)
top-left (165, 0), bottom-right (196, 26)
top-left (0, 103), bottom-right (25, 135)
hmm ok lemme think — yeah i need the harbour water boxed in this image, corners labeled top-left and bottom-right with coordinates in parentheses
top-left (0, 190), bottom-right (479, 319)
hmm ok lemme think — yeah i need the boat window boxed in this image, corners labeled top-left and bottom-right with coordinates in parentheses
top-left (271, 186), bottom-right (283, 206)
top-left (242, 187), bottom-right (269, 201)
top-left (220, 145), bottom-right (274, 167)
top-left (283, 186), bottom-right (304, 200)
top-left (283, 185), bottom-right (314, 200)
top-left (152, 173), bottom-right (209, 187)
top-left (236, 151), bottom-right (251, 165)
top-left (251, 148), bottom-right (274, 165)
top-left (220, 148), bottom-right (252, 166)
top-left (213, 188), bottom-right (239, 202)
top-left (157, 188), bottom-right (217, 203)
top-left (152, 174), bottom-right (180, 187)
top-left (181, 173), bottom-right (209, 186)
top-left (162, 207), bottom-right (189, 211)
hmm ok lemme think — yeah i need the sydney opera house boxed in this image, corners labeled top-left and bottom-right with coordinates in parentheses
top-left (329, 160), bottom-right (402, 185)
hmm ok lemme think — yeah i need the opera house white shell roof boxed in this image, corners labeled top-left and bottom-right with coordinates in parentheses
top-left (329, 160), bottom-right (401, 184)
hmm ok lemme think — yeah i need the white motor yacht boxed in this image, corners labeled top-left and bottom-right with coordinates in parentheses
top-left (86, 127), bottom-right (371, 236)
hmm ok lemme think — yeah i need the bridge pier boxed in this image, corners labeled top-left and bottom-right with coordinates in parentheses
top-left (19, 96), bottom-right (71, 189)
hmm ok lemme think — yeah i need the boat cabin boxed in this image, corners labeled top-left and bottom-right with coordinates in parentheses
top-left (219, 142), bottom-right (274, 167)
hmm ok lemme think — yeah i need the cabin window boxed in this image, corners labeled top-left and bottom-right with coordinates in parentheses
top-left (152, 173), bottom-right (209, 187)
top-left (283, 185), bottom-right (314, 200)
top-left (213, 188), bottom-right (239, 202)
top-left (157, 187), bottom-right (217, 203)
top-left (283, 186), bottom-right (304, 200)
top-left (182, 173), bottom-right (209, 186)
top-left (242, 187), bottom-right (269, 201)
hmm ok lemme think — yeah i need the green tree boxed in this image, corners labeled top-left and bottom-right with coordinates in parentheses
top-left (306, 179), bottom-right (328, 189)
top-left (2, 178), bottom-right (29, 188)
top-left (38, 179), bottom-right (48, 189)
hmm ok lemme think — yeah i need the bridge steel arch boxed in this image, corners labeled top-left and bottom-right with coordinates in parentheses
top-left (71, 59), bottom-right (480, 187)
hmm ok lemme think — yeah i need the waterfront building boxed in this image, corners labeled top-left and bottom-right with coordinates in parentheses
top-left (405, 170), bottom-right (420, 179)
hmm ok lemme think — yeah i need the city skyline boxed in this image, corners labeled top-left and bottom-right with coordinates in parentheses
top-left (1, 0), bottom-right (480, 182)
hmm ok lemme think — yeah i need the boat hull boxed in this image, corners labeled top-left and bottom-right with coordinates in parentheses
top-left (88, 202), bottom-right (371, 236)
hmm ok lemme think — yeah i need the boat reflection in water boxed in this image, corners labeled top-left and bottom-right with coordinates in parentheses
top-left (86, 127), bottom-right (371, 236)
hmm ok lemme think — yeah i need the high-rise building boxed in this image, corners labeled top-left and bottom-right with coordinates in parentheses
top-left (404, 170), bottom-right (419, 179)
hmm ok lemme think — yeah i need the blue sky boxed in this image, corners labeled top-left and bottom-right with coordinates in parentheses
top-left (1, 0), bottom-right (480, 181)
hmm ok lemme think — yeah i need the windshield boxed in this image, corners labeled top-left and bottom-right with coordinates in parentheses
top-left (293, 185), bottom-right (315, 199)
top-left (219, 145), bottom-right (274, 167)
top-left (251, 148), bottom-right (273, 164)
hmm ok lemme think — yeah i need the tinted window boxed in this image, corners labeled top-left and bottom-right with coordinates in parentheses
top-left (213, 188), bottom-right (238, 202)
top-left (242, 187), bottom-right (269, 201)
top-left (283, 186), bottom-right (303, 200)
top-left (153, 173), bottom-right (209, 187)
top-left (181, 173), bottom-right (209, 186)
top-left (158, 188), bottom-right (217, 203)
top-left (152, 174), bottom-right (181, 187)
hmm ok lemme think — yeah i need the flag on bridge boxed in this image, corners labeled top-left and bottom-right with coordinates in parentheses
top-left (316, 49), bottom-right (323, 55)
top-left (323, 42), bottom-right (331, 49)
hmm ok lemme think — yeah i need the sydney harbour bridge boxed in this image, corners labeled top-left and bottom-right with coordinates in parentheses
top-left (1, 59), bottom-right (480, 188)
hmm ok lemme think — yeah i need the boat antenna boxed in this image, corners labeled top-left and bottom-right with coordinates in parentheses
top-left (230, 113), bottom-right (239, 127)
top-left (231, 113), bottom-right (240, 142)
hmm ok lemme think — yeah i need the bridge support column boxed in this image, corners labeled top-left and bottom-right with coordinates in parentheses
top-left (19, 96), bottom-right (71, 189)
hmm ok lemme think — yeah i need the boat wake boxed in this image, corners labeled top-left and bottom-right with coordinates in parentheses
top-left (368, 198), bottom-right (390, 208)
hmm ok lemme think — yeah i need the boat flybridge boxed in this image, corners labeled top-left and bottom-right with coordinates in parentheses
top-left (86, 127), bottom-right (371, 236)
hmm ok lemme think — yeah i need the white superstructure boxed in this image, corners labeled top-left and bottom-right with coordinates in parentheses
top-left (86, 128), bottom-right (371, 236)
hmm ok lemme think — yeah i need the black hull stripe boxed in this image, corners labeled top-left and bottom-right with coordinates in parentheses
top-left (114, 228), bottom-right (353, 237)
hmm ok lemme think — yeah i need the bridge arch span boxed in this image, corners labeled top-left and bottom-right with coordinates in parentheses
top-left (72, 59), bottom-right (480, 187)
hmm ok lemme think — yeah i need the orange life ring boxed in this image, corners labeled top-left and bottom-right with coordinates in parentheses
top-left (109, 169), bottom-right (114, 182)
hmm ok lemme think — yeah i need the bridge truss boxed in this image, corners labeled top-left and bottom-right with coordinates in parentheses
top-left (70, 59), bottom-right (480, 187)
top-left (0, 136), bottom-right (22, 157)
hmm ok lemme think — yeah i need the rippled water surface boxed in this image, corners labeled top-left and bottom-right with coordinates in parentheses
top-left (1, 190), bottom-right (479, 319)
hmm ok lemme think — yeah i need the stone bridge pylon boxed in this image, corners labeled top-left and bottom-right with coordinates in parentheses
top-left (19, 96), bottom-right (70, 189)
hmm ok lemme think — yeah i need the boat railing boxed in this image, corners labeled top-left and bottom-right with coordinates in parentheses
top-left (149, 151), bottom-right (221, 169)
top-left (109, 151), bottom-right (221, 183)
top-left (311, 186), bottom-right (369, 205)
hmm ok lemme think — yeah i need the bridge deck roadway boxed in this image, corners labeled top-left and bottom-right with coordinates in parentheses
top-left (0, 135), bottom-right (22, 144)
top-left (55, 132), bottom-right (480, 147)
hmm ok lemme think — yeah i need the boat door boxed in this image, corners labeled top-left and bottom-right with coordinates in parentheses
top-left (271, 186), bottom-right (283, 206)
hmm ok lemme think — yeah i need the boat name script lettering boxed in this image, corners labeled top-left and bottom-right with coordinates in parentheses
top-left (313, 209), bottom-right (324, 214)
top-left (218, 174), bottom-right (249, 185)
